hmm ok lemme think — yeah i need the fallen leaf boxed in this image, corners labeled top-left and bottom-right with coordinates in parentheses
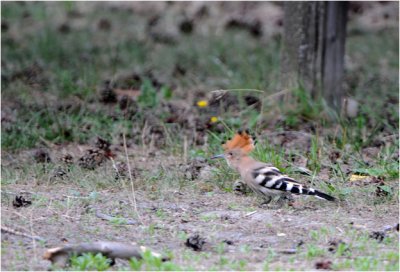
top-left (114, 88), bottom-right (141, 99)
top-left (349, 174), bottom-right (369, 182)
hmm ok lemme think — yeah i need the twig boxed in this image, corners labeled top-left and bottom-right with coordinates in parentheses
top-left (212, 88), bottom-right (265, 93)
top-left (161, 123), bottom-right (173, 147)
top-left (256, 92), bottom-right (264, 133)
top-left (61, 194), bottom-right (91, 199)
top-left (278, 248), bottom-right (297, 254)
top-left (123, 133), bottom-right (144, 225)
top-left (263, 130), bottom-right (312, 138)
top-left (336, 227), bottom-right (344, 233)
top-left (38, 136), bottom-right (56, 148)
top-left (1, 190), bottom-right (18, 195)
top-left (150, 130), bottom-right (155, 150)
top-left (1, 190), bottom-right (37, 196)
top-left (110, 157), bottom-right (120, 175)
top-left (95, 210), bottom-right (137, 225)
top-left (211, 88), bottom-right (288, 97)
top-left (30, 212), bottom-right (38, 263)
top-left (183, 135), bottom-right (188, 164)
top-left (141, 120), bottom-right (148, 149)
top-left (44, 242), bottom-right (168, 267)
top-left (1, 225), bottom-right (46, 243)
top-left (244, 211), bottom-right (258, 217)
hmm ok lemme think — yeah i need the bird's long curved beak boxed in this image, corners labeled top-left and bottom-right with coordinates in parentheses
top-left (211, 154), bottom-right (225, 160)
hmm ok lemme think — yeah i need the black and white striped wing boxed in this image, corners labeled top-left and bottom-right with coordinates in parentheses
top-left (252, 166), bottom-right (303, 194)
top-left (251, 166), bottom-right (335, 201)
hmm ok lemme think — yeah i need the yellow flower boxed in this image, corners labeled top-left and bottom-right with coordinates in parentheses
top-left (210, 116), bottom-right (218, 123)
top-left (197, 100), bottom-right (208, 108)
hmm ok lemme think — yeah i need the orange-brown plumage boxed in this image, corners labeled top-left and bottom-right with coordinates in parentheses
top-left (222, 130), bottom-right (255, 154)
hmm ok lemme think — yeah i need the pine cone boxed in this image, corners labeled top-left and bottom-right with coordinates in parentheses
top-left (60, 154), bottom-right (74, 165)
top-left (78, 149), bottom-right (106, 170)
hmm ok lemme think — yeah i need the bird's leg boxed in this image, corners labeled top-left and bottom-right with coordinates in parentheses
top-left (271, 195), bottom-right (287, 209)
top-left (258, 195), bottom-right (273, 208)
top-left (283, 194), bottom-right (297, 207)
top-left (262, 195), bottom-right (273, 205)
top-left (275, 195), bottom-right (289, 207)
top-left (259, 195), bottom-right (289, 209)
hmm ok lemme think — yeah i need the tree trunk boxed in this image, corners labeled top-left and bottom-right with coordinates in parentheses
top-left (281, 1), bottom-right (348, 111)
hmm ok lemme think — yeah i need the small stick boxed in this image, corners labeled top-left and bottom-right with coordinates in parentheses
top-left (244, 211), bottom-right (258, 217)
top-left (162, 123), bottom-right (173, 147)
top-left (336, 227), bottom-right (344, 233)
top-left (183, 135), bottom-right (188, 164)
top-left (123, 133), bottom-right (144, 225)
top-left (30, 212), bottom-right (38, 263)
top-left (1, 225), bottom-right (46, 243)
top-left (278, 248), bottom-right (297, 254)
top-left (39, 136), bottom-right (56, 148)
top-left (263, 130), bottom-right (312, 138)
top-left (141, 121), bottom-right (148, 149)
top-left (95, 210), bottom-right (137, 225)
top-left (110, 157), bottom-right (121, 177)
top-left (43, 241), bottom-right (168, 268)
top-left (61, 195), bottom-right (90, 199)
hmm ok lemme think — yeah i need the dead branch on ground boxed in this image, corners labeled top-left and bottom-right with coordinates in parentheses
top-left (1, 225), bottom-right (46, 243)
top-left (43, 241), bottom-right (168, 267)
top-left (95, 210), bottom-right (137, 225)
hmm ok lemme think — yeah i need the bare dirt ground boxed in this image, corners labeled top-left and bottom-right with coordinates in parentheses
top-left (1, 143), bottom-right (399, 270)
top-left (1, 1), bottom-right (399, 271)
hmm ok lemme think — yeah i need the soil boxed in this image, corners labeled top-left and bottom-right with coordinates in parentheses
top-left (1, 144), bottom-right (398, 270)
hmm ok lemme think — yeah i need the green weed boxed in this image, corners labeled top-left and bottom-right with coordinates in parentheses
top-left (305, 244), bottom-right (326, 259)
top-left (129, 249), bottom-right (182, 271)
top-left (307, 136), bottom-right (321, 172)
top-left (137, 79), bottom-right (159, 108)
top-left (210, 161), bottom-right (240, 190)
top-left (69, 253), bottom-right (111, 271)
top-left (280, 87), bottom-right (328, 128)
top-left (252, 142), bottom-right (286, 172)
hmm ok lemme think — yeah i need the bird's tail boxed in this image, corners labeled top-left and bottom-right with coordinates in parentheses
top-left (303, 187), bottom-right (335, 201)
top-left (279, 179), bottom-right (336, 201)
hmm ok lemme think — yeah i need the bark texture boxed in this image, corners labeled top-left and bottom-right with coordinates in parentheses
top-left (281, 2), bottom-right (348, 110)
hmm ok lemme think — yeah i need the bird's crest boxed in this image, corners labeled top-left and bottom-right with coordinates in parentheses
top-left (223, 130), bottom-right (255, 154)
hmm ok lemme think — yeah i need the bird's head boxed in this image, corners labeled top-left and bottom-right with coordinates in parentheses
top-left (211, 130), bottom-right (255, 170)
top-left (211, 148), bottom-right (247, 170)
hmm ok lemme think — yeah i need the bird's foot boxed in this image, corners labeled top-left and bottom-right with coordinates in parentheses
top-left (258, 196), bottom-right (283, 209)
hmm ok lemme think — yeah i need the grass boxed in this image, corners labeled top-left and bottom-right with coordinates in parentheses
top-left (129, 250), bottom-right (183, 271)
top-left (299, 226), bottom-right (399, 271)
top-left (2, 2), bottom-right (279, 151)
top-left (2, 2), bottom-right (398, 160)
top-left (68, 250), bottom-right (186, 271)
top-left (69, 253), bottom-right (112, 271)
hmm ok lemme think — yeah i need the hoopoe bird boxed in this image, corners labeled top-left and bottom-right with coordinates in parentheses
top-left (211, 130), bottom-right (335, 204)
